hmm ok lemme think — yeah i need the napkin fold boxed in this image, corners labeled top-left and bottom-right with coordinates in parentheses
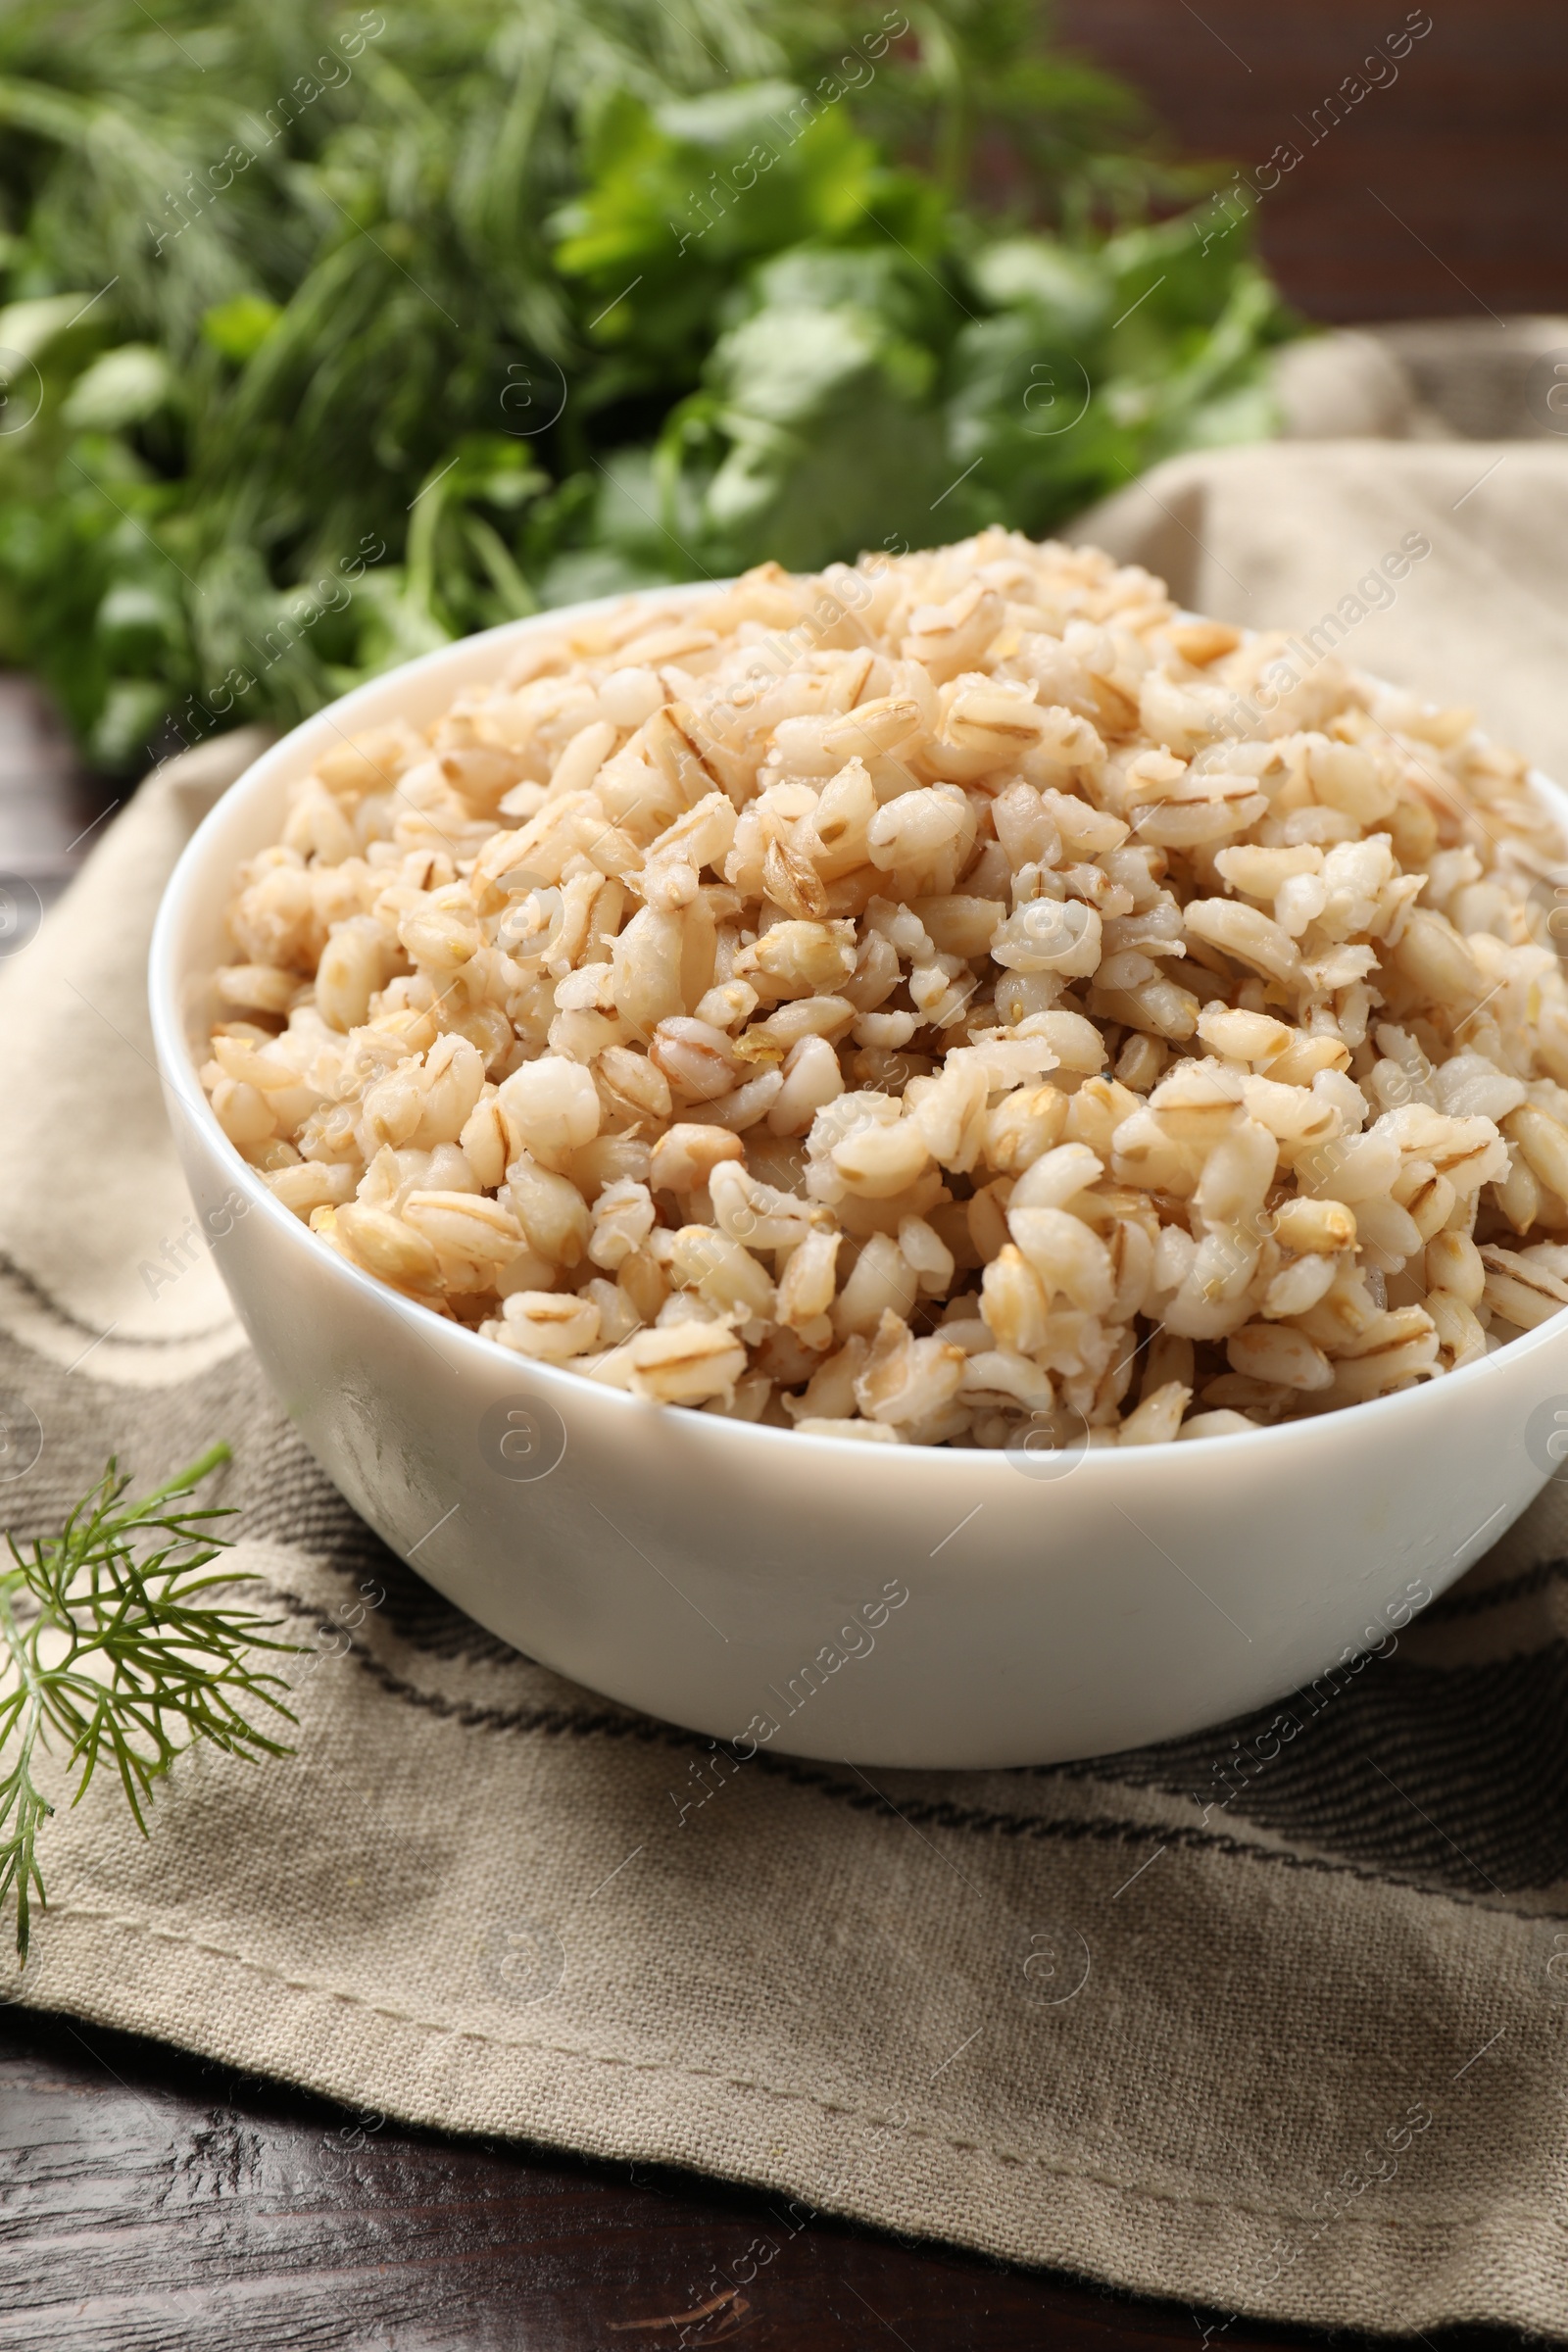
top-left (6, 443), bottom-right (1568, 2337)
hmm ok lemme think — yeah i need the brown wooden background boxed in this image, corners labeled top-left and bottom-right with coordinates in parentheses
top-left (1057, 0), bottom-right (1568, 321)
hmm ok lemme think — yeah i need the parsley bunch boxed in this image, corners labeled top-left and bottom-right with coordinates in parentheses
top-left (0, 0), bottom-right (1288, 768)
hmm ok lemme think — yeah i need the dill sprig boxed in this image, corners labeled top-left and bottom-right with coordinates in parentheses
top-left (0, 1443), bottom-right (299, 1965)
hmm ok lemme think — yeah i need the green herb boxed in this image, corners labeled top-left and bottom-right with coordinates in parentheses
top-left (0, 1443), bottom-right (298, 1964)
top-left (0, 0), bottom-right (1292, 768)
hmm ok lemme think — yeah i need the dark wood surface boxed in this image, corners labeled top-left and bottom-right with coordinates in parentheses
top-left (0, 2006), bottom-right (1526, 2352)
top-left (0, 674), bottom-right (117, 910)
top-left (1057, 1), bottom-right (1568, 323)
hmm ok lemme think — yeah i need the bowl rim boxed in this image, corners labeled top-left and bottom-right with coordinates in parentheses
top-left (147, 578), bottom-right (1568, 1476)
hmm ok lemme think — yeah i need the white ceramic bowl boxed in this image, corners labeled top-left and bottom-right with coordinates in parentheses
top-left (149, 586), bottom-right (1568, 1768)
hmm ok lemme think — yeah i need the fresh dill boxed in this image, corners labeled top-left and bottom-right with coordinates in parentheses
top-left (0, 1443), bottom-right (299, 1964)
top-left (0, 1), bottom-right (1285, 767)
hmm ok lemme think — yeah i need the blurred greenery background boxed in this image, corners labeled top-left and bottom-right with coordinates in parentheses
top-left (0, 0), bottom-right (1296, 770)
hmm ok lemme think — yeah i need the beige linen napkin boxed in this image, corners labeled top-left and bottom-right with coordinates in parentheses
top-left (6, 443), bottom-right (1568, 2338)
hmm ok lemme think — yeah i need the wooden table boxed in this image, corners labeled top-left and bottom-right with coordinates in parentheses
top-left (0, 697), bottom-right (1535, 2347)
top-left (0, 2005), bottom-right (1524, 2352)
top-left (1057, 0), bottom-right (1568, 324)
